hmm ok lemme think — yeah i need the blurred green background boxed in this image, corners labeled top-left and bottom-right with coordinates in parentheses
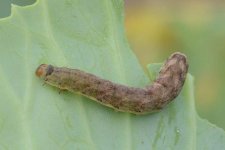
top-left (0, 0), bottom-right (225, 130)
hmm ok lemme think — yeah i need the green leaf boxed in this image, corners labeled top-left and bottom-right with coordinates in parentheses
top-left (0, 0), bottom-right (224, 149)
top-left (197, 117), bottom-right (225, 150)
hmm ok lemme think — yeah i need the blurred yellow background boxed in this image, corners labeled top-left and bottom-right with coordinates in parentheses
top-left (125, 0), bottom-right (225, 129)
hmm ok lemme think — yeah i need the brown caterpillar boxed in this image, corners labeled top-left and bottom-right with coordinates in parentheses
top-left (35, 52), bottom-right (188, 114)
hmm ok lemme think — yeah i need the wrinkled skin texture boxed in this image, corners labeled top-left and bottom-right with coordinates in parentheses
top-left (36, 52), bottom-right (188, 114)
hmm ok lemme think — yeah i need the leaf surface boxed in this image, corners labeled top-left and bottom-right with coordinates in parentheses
top-left (0, 0), bottom-right (224, 149)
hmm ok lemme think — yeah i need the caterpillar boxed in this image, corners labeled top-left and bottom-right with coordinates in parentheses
top-left (35, 52), bottom-right (188, 114)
